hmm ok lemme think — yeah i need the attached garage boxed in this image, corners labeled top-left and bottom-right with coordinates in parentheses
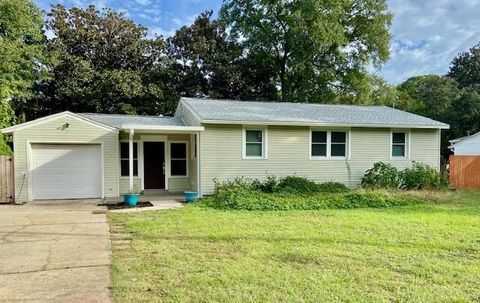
top-left (1, 111), bottom-right (119, 202)
top-left (31, 144), bottom-right (102, 200)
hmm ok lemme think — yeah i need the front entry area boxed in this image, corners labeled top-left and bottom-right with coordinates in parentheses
top-left (143, 142), bottom-right (165, 189)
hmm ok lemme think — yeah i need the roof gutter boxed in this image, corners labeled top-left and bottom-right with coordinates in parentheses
top-left (200, 119), bottom-right (450, 129)
top-left (120, 124), bottom-right (205, 132)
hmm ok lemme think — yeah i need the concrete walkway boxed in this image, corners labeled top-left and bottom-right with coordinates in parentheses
top-left (0, 200), bottom-right (111, 303)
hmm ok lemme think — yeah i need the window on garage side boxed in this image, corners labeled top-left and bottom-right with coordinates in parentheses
top-left (120, 142), bottom-right (138, 176)
top-left (170, 142), bottom-right (187, 176)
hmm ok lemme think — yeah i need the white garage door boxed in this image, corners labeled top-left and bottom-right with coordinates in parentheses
top-left (31, 144), bottom-right (102, 200)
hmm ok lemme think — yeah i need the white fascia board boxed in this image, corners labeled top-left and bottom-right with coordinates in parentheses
top-left (201, 120), bottom-right (450, 129)
top-left (121, 124), bottom-right (205, 132)
top-left (1, 111), bottom-right (118, 134)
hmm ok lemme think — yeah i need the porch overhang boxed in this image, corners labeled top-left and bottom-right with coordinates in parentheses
top-left (121, 124), bottom-right (204, 133)
top-left (123, 124), bottom-right (203, 198)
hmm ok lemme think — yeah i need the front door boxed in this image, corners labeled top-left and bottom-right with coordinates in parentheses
top-left (144, 142), bottom-right (165, 189)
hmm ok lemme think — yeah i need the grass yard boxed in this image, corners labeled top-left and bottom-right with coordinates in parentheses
top-left (110, 191), bottom-right (480, 302)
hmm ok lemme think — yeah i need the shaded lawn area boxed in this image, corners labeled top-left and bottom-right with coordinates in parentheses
top-left (109, 191), bottom-right (480, 302)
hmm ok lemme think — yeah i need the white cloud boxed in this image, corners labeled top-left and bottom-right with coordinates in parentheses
top-left (134, 0), bottom-right (151, 5)
top-left (172, 17), bottom-right (183, 26)
top-left (378, 0), bottom-right (480, 83)
top-left (71, 0), bottom-right (108, 8)
top-left (148, 26), bottom-right (176, 38)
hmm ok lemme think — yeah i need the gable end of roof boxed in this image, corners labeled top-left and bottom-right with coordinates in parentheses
top-left (1, 111), bottom-right (118, 134)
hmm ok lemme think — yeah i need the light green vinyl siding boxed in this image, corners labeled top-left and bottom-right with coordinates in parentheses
top-left (175, 102), bottom-right (202, 126)
top-left (199, 125), bottom-right (441, 195)
top-left (13, 115), bottom-right (119, 202)
top-left (119, 178), bottom-right (142, 194)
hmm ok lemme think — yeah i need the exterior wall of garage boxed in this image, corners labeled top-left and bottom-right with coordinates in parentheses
top-left (13, 115), bottom-right (119, 202)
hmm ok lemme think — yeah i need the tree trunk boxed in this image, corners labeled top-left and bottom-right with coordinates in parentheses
top-left (279, 56), bottom-right (287, 102)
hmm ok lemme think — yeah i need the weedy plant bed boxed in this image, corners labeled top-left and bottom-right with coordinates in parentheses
top-left (199, 189), bottom-right (421, 211)
top-left (198, 177), bottom-right (421, 211)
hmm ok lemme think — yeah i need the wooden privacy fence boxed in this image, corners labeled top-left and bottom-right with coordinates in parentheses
top-left (0, 155), bottom-right (14, 203)
top-left (450, 155), bottom-right (480, 189)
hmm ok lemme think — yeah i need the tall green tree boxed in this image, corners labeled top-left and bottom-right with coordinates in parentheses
top-left (448, 85), bottom-right (480, 139)
top-left (446, 42), bottom-right (480, 138)
top-left (448, 43), bottom-right (480, 89)
top-left (397, 75), bottom-right (460, 120)
top-left (18, 5), bottom-right (169, 120)
top-left (0, 0), bottom-right (46, 101)
top-left (0, 0), bottom-right (46, 154)
top-left (220, 0), bottom-right (392, 103)
top-left (397, 75), bottom-right (464, 156)
top-left (164, 11), bottom-right (277, 101)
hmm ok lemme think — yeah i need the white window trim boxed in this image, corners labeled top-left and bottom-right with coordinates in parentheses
top-left (309, 129), bottom-right (349, 160)
top-left (119, 140), bottom-right (141, 178)
top-left (168, 140), bottom-right (189, 178)
top-left (390, 130), bottom-right (410, 160)
top-left (242, 127), bottom-right (268, 160)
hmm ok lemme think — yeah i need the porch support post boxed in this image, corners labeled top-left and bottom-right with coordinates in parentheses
top-left (129, 128), bottom-right (134, 192)
top-left (195, 131), bottom-right (201, 197)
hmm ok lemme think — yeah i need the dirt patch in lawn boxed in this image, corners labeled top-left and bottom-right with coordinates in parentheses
top-left (98, 202), bottom-right (154, 210)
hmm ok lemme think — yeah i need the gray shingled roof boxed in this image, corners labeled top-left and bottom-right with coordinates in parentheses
top-left (181, 97), bottom-right (449, 128)
top-left (79, 113), bottom-right (185, 129)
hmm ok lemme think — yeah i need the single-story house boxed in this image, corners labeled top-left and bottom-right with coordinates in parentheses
top-left (2, 97), bottom-right (449, 202)
top-left (449, 132), bottom-right (480, 155)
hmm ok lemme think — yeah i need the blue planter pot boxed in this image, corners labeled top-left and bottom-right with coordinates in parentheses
top-left (124, 194), bottom-right (139, 207)
top-left (184, 191), bottom-right (198, 203)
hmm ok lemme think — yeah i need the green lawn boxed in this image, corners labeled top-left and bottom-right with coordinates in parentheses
top-left (109, 191), bottom-right (480, 302)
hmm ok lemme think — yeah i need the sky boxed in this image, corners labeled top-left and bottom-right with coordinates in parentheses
top-left (33, 0), bottom-right (480, 84)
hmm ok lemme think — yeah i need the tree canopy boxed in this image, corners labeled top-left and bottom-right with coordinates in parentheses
top-left (15, 5), bottom-right (168, 121)
top-left (397, 75), bottom-right (460, 121)
top-left (0, 0), bottom-right (46, 101)
top-left (397, 47), bottom-right (480, 157)
top-left (0, 0), bottom-right (46, 154)
top-left (448, 43), bottom-right (480, 89)
top-left (220, 0), bottom-right (392, 103)
top-left (165, 11), bottom-right (277, 101)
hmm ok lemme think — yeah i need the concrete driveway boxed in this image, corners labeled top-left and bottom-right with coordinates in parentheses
top-left (0, 200), bottom-right (111, 302)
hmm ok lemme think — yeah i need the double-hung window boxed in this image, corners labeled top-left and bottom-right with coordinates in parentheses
top-left (170, 142), bottom-right (188, 176)
top-left (331, 132), bottom-right (347, 157)
top-left (120, 142), bottom-right (138, 177)
top-left (311, 131), bottom-right (327, 156)
top-left (392, 132), bottom-right (407, 158)
top-left (244, 129), bottom-right (266, 159)
top-left (311, 130), bottom-right (348, 159)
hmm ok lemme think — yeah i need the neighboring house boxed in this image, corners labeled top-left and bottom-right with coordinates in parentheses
top-left (1, 97), bottom-right (449, 202)
top-left (448, 132), bottom-right (480, 189)
top-left (449, 132), bottom-right (480, 155)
